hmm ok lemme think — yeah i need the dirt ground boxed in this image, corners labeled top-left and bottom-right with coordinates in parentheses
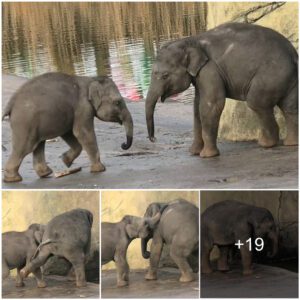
top-left (201, 263), bottom-right (298, 298)
top-left (2, 275), bottom-right (99, 298)
top-left (2, 74), bottom-right (298, 189)
top-left (101, 268), bottom-right (199, 298)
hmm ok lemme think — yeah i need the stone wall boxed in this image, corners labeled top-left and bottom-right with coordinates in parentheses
top-left (206, 2), bottom-right (298, 141)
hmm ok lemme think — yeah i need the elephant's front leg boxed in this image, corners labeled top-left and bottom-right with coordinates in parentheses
top-left (189, 87), bottom-right (204, 155)
top-left (217, 246), bottom-right (230, 271)
top-left (199, 68), bottom-right (226, 158)
top-left (73, 111), bottom-right (105, 173)
top-left (32, 268), bottom-right (47, 288)
top-left (239, 241), bottom-right (253, 275)
top-left (145, 234), bottom-right (163, 280)
top-left (114, 248), bottom-right (129, 287)
top-left (16, 268), bottom-right (25, 287)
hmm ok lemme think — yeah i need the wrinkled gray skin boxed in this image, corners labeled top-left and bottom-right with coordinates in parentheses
top-left (101, 213), bottom-right (161, 287)
top-left (3, 72), bottom-right (134, 182)
top-left (146, 23), bottom-right (298, 157)
top-left (20, 209), bottom-right (93, 288)
top-left (141, 199), bottom-right (199, 282)
top-left (201, 200), bottom-right (278, 275)
top-left (2, 224), bottom-right (46, 288)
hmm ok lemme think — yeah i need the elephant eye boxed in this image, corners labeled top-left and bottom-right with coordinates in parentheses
top-left (162, 73), bottom-right (169, 80)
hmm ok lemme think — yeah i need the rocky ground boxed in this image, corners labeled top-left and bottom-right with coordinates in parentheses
top-left (101, 268), bottom-right (199, 298)
top-left (2, 275), bottom-right (99, 298)
top-left (2, 74), bottom-right (298, 189)
top-left (201, 263), bottom-right (298, 298)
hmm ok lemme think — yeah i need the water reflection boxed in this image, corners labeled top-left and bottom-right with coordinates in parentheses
top-left (2, 2), bottom-right (207, 101)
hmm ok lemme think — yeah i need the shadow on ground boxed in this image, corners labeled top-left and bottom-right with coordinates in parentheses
top-left (101, 268), bottom-right (199, 298)
top-left (2, 275), bottom-right (99, 298)
top-left (201, 263), bottom-right (298, 298)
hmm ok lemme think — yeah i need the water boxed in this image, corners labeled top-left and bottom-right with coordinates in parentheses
top-left (2, 2), bottom-right (206, 102)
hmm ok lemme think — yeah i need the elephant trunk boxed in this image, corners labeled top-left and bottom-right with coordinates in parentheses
top-left (267, 231), bottom-right (278, 258)
top-left (145, 90), bottom-right (159, 142)
top-left (141, 236), bottom-right (151, 259)
top-left (121, 108), bottom-right (133, 150)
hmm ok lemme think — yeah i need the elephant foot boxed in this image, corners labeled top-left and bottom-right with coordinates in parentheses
top-left (19, 268), bottom-right (29, 279)
top-left (4, 171), bottom-right (22, 183)
top-left (36, 166), bottom-right (53, 178)
top-left (179, 273), bottom-right (194, 283)
top-left (258, 135), bottom-right (278, 148)
top-left (145, 270), bottom-right (157, 281)
top-left (117, 280), bottom-right (129, 287)
top-left (76, 280), bottom-right (87, 288)
top-left (243, 269), bottom-right (253, 276)
top-left (62, 153), bottom-right (74, 167)
top-left (37, 281), bottom-right (47, 288)
top-left (90, 163), bottom-right (106, 173)
top-left (217, 266), bottom-right (230, 272)
top-left (201, 267), bottom-right (213, 274)
top-left (283, 136), bottom-right (298, 146)
top-left (15, 281), bottom-right (25, 288)
top-left (200, 147), bottom-right (220, 158)
top-left (189, 141), bottom-right (203, 155)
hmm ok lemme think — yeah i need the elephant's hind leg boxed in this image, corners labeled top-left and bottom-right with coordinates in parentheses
top-left (2, 260), bottom-right (10, 279)
top-left (33, 141), bottom-right (53, 178)
top-left (278, 83), bottom-right (298, 146)
top-left (15, 268), bottom-right (25, 287)
top-left (32, 268), bottom-right (47, 288)
top-left (61, 132), bottom-right (83, 167)
top-left (217, 246), bottom-right (230, 271)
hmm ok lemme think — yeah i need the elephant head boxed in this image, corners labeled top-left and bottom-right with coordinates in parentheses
top-left (122, 213), bottom-right (161, 240)
top-left (27, 223), bottom-right (45, 244)
top-left (88, 77), bottom-right (133, 150)
top-left (141, 203), bottom-right (168, 259)
top-left (249, 209), bottom-right (278, 258)
top-left (145, 40), bottom-right (208, 141)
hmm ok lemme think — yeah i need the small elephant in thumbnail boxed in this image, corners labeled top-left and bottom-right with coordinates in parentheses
top-left (201, 200), bottom-right (278, 275)
top-left (2, 223), bottom-right (46, 288)
top-left (141, 199), bottom-right (199, 282)
top-left (3, 72), bottom-right (134, 182)
top-left (145, 23), bottom-right (298, 157)
top-left (101, 213), bottom-right (161, 287)
top-left (20, 209), bottom-right (93, 287)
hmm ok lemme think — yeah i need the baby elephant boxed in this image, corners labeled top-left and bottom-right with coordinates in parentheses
top-left (20, 209), bottom-right (93, 287)
top-left (141, 199), bottom-right (199, 282)
top-left (3, 72), bottom-right (133, 182)
top-left (2, 223), bottom-right (46, 288)
top-left (201, 200), bottom-right (278, 275)
top-left (101, 213), bottom-right (161, 287)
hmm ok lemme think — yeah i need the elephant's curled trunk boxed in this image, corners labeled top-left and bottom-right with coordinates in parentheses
top-left (141, 236), bottom-right (151, 259)
top-left (121, 109), bottom-right (133, 150)
top-left (145, 91), bottom-right (159, 142)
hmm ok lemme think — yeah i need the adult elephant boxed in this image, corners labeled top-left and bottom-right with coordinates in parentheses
top-left (145, 23), bottom-right (298, 157)
top-left (141, 199), bottom-right (199, 282)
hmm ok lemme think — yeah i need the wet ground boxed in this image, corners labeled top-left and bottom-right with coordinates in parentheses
top-left (2, 74), bottom-right (298, 189)
top-left (201, 263), bottom-right (298, 298)
top-left (101, 268), bottom-right (199, 298)
top-left (2, 275), bottom-right (99, 298)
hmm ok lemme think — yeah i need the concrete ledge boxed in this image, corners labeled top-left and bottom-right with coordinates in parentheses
top-left (201, 263), bottom-right (298, 298)
top-left (101, 268), bottom-right (199, 298)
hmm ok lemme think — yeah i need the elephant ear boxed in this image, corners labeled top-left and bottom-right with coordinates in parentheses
top-left (185, 47), bottom-right (208, 77)
top-left (88, 81), bottom-right (103, 111)
top-left (125, 224), bottom-right (138, 239)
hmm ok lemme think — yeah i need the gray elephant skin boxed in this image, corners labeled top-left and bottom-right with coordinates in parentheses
top-left (20, 208), bottom-right (93, 287)
top-left (146, 23), bottom-right (298, 157)
top-left (3, 72), bottom-right (133, 182)
top-left (2, 223), bottom-right (46, 288)
top-left (201, 200), bottom-right (278, 275)
top-left (101, 213), bottom-right (160, 287)
top-left (141, 199), bottom-right (199, 282)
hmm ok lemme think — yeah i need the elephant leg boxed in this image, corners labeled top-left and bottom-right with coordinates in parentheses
top-left (61, 132), bottom-right (83, 167)
top-left (189, 88), bottom-right (203, 155)
top-left (114, 250), bottom-right (129, 287)
top-left (67, 266), bottom-right (76, 281)
top-left (170, 243), bottom-right (194, 282)
top-left (2, 260), bottom-right (9, 279)
top-left (145, 235), bottom-right (163, 280)
top-left (278, 84), bottom-right (298, 146)
top-left (64, 250), bottom-right (87, 288)
top-left (240, 244), bottom-right (253, 275)
top-left (187, 249), bottom-right (199, 273)
top-left (201, 243), bottom-right (213, 274)
top-left (32, 268), bottom-right (47, 288)
top-left (33, 141), bottom-right (53, 178)
top-left (217, 246), bottom-right (230, 271)
top-left (16, 268), bottom-right (25, 287)
top-left (73, 118), bottom-right (105, 173)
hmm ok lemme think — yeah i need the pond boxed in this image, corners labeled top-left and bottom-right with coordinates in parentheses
top-left (2, 2), bottom-right (207, 102)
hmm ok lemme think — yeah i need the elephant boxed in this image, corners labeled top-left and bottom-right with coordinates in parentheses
top-left (201, 200), bottom-right (278, 275)
top-left (19, 208), bottom-right (93, 287)
top-left (2, 223), bottom-right (46, 288)
top-left (101, 213), bottom-right (161, 287)
top-left (141, 199), bottom-right (199, 282)
top-left (3, 72), bottom-right (134, 182)
top-left (145, 22), bottom-right (298, 157)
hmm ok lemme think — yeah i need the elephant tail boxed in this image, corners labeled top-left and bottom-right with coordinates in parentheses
top-left (31, 239), bottom-right (55, 260)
